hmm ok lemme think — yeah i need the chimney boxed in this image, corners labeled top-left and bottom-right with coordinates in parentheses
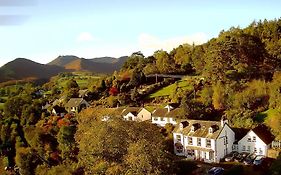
top-left (221, 116), bottom-right (228, 127)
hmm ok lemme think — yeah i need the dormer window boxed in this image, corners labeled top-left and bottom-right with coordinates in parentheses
top-left (191, 126), bottom-right (195, 132)
top-left (209, 127), bottom-right (213, 134)
top-left (191, 123), bottom-right (200, 132)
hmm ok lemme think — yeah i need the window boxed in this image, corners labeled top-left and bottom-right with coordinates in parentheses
top-left (176, 144), bottom-right (183, 153)
top-left (153, 117), bottom-right (158, 121)
top-left (242, 145), bottom-right (246, 151)
top-left (197, 138), bottom-right (201, 146)
top-left (224, 137), bottom-right (228, 145)
top-left (206, 139), bottom-right (211, 148)
top-left (176, 135), bottom-right (181, 142)
top-left (247, 146), bottom-right (251, 152)
top-left (259, 148), bottom-right (263, 155)
top-left (254, 147), bottom-right (257, 153)
top-left (247, 137), bottom-right (251, 142)
top-left (186, 150), bottom-right (195, 156)
top-left (188, 137), bottom-right (193, 145)
top-left (161, 117), bottom-right (165, 121)
top-left (172, 118), bottom-right (176, 121)
top-left (209, 151), bottom-right (214, 160)
top-left (128, 116), bottom-right (133, 121)
top-left (253, 136), bottom-right (256, 142)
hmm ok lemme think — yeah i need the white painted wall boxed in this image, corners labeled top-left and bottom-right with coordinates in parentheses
top-left (137, 108), bottom-right (151, 121)
top-left (173, 132), bottom-right (185, 156)
top-left (123, 112), bottom-right (136, 121)
top-left (238, 130), bottom-right (268, 156)
top-left (151, 117), bottom-right (177, 126)
top-left (215, 124), bottom-right (235, 162)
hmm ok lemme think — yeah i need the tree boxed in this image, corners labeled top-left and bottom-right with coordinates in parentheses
top-left (65, 79), bottom-right (79, 90)
top-left (57, 126), bottom-right (77, 160)
top-left (154, 50), bottom-right (176, 74)
top-left (75, 115), bottom-right (172, 174)
top-left (212, 82), bottom-right (226, 110)
top-left (265, 110), bottom-right (281, 140)
top-left (15, 147), bottom-right (40, 175)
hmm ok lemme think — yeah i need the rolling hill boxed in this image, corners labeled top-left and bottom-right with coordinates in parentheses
top-left (0, 56), bottom-right (128, 83)
top-left (0, 58), bottom-right (66, 82)
top-left (48, 55), bottom-right (128, 73)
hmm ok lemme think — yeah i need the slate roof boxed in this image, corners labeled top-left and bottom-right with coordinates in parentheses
top-left (166, 103), bottom-right (180, 109)
top-left (232, 128), bottom-right (250, 144)
top-left (79, 89), bottom-right (89, 97)
top-left (53, 105), bottom-right (67, 114)
top-left (152, 108), bottom-right (184, 118)
top-left (174, 120), bottom-right (223, 139)
top-left (153, 108), bottom-right (168, 117)
top-left (65, 98), bottom-right (85, 108)
top-left (252, 124), bottom-right (275, 145)
top-left (121, 107), bottom-right (142, 116)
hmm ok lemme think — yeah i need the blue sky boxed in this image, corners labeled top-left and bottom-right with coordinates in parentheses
top-left (0, 0), bottom-right (280, 66)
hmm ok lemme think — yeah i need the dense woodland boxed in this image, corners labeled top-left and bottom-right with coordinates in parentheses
top-left (0, 19), bottom-right (281, 174)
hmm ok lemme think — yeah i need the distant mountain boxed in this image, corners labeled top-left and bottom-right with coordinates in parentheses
top-left (47, 55), bottom-right (128, 73)
top-left (90, 57), bottom-right (118, 64)
top-left (0, 56), bottom-right (128, 83)
top-left (0, 58), bottom-right (66, 82)
top-left (48, 55), bottom-right (81, 67)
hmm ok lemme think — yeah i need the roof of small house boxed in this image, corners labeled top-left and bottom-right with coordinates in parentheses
top-left (165, 103), bottom-right (180, 109)
top-left (79, 89), bottom-right (89, 97)
top-left (174, 120), bottom-right (224, 139)
top-left (53, 105), bottom-right (67, 114)
top-left (252, 124), bottom-right (275, 145)
top-left (65, 98), bottom-right (85, 108)
top-left (152, 107), bottom-right (183, 118)
top-left (232, 128), bottom-right (250, 144)
top-left (121, 107), bottom-right (142, 116)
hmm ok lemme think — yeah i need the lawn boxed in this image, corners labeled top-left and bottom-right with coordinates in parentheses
top-left (255, 108), bottom-right (281, 123)
top-left (57, 76), bottom-right (100, 89)
top-left (0, 103), bottom-right (4, 110)
top-left (149, 80), bottom-right (193, 98)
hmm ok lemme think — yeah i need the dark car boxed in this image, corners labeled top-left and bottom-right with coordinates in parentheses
top-left (208, 167), bottom-right (224, 175)
top-left (243, 153), bottom-right (256, 165)
top-left (234, 152), bottom-right (249, 162)
top-left (224, 151), bottom-right (238, 162)
top-left (253, 155), bottom-right (264, 165)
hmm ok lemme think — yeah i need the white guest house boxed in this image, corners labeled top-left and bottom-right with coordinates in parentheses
top-left (173, 118), bottom-right (235, 163)
top-left (237, 125), bottom-right (275, 156)
top-left (152, 104), bottom-right (180, 126)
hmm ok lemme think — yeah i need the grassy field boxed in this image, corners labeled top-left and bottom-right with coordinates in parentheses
top-left (0, 103), bottom-right (4, 110)
top-left (57, 76), bottom-right (100, 89)
top-left (149, 80), bottom-right (193, 98)
top-left (255, 108), bottom-right (281, 123)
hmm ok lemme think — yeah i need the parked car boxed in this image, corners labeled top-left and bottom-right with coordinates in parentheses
top-left (234, 152), bottom-right (249, 162)
top-left (208, 167), bottom-right (224, 175)
top-left (243, 153), bottom-right (256, 165)
top-left (253, 155), bottom-right (264, 165)
top-left (224, 151), bottom-right (238, 162)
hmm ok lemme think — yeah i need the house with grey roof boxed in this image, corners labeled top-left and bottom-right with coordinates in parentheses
top-left (173, 117), bottom-right (235, 163)
top-left (121, 107), bottom-right (152, 122)
top-left (151, 104), bottom-right (181, 126)
top-left (65, 98), bottom-right (90, 113)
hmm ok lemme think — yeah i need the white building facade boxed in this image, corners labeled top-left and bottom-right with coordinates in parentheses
top-left (237, 125), bottom-right (275, 156)
top-left (173, 119), bottom-right (235, 163)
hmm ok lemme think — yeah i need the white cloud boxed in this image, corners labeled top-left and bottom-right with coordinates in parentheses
top-left (76, 32), bottom-right (94, 42)
top-left (138, 32), bottom-right (209, 56)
